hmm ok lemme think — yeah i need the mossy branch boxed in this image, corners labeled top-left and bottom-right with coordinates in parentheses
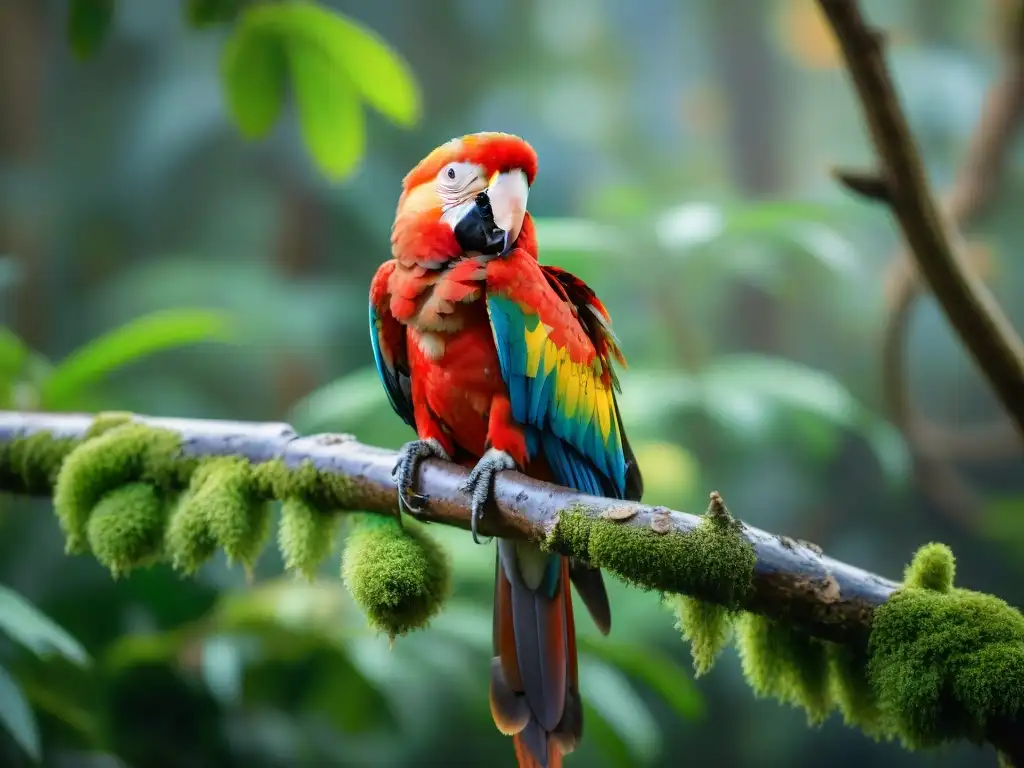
top-left (1, 409), bottom-right (891, 644)
top-left (818, 0), bottom-right (1024, 443)
top-left (1, 410), bottom-right (1023, 763)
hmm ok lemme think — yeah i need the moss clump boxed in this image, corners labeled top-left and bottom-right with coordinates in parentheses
top-left (197, 457), bottom-right (270, 571)
top-left (869, 585), bottom-right (1024, 748)
top-left (164, 488), bottom-right (218, 575)
top-left (86, 482), bottom-right (167, 578)
top-left (670, 595), bottom-right (734, 677)
top-left (53, 422), bottom-right (192, 553)
top-left (548, 503), bottom-right (755, 609)
top-left (162, 458), bottom-right (267, 574)
top-left (83, 412), bottom-right (135, 440)
top-left (737, 613), bottom-right (833, 725)
top-left (718, 541), bottom-right (1023, 752)
top-left (252, 458), bottom-right (357, 510)
top-left (902, 542), bottom-right (955, 593)
top-left (278, 497), bottom-right (340, 581)
top-left (0, 432), bottom-right (78, 496)
top-left (341, 514), bottom-right (451, 640)
top-left (827, 643), bottom-right (886, 738)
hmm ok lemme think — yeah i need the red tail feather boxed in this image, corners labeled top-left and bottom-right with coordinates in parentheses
top-left (490, 552), bottom-right (581, 768)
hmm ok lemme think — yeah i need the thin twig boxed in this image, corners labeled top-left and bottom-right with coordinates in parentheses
top-left (818, 0), bottom-right (1024, 446)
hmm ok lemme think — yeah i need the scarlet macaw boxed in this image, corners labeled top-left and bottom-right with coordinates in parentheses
top-left (369, 132), bottom-right (643, 768)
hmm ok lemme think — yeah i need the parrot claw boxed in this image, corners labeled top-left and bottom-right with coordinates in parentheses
top-left (459, 449), bottom-right (517, 545)
top-left (392, 438), bottom-right (450, 518)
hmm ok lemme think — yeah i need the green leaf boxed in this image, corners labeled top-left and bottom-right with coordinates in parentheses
top-left (220, 20), bottom-right (288, 139)
top-left (0, 328), bottom-right (28, 383)
top-left (289, 366), bottom-right (389, 434)
top-left (40, 309), bottom-right (233, 410)
top-left (0, 586), bottom-right (90, 666)
top-left (0, 666), bottom-right (40, 762)
top-left (245, 2), bottom-right (421, 127)
top-left (620, 355), bottom-right (910, 483)
top-left (319, 11), bottom-right (421, 127)
top-left (67, 0), bottom-right (116, 60)
top-left (186, 0), bottom-right (242, 29)
top-left (577, 636), bottom-right (705, 723)
top-left (656, 200), bottom-right (862, 286)
top-left (579, 657), bottom-right (661, 764)
top-left (581, 701), bottom-right (633, 767)
top-left (286, 36), bottom-right (365, 179)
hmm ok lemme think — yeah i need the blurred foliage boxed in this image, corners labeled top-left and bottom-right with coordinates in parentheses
top-left (0, 0), bottom-right (1021, 766)
top-left (0, 309), bottom-right (232, 411)
top-left (68, 0), bottom-right (420, 179)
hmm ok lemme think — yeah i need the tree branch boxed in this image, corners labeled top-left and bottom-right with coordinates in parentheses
top-left (0, 409), bottom-right (895, 645)
top-left (1, 411), bottom-right (1022, 762)
top-left (818, 0), bottom-right (1024, 443)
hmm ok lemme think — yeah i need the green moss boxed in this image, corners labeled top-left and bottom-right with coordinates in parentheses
top-left (903, 542), bottom-right (955, 593)
top-left (83, 412), bottom-right (135, 439)
top-left (0, 432), bottom-right (78, 496)
top-left (86, 482), bottom-right (167, 578)
top-left (252, 458), bottom-right (357, 510)
top-left (827, 644), bottom-right (887, 738)
top-left (278, 497), bottom-right (340, 580)
top-left (737, 613), bottom-right (833, 725)
top-left (196, 457), bottom-right (270, 570)
top-left (669, 594), bottom-right (733, 677)
top-left (548, 504), bottom-right (755, 608)
top-left (163, 471), bottom-right (219, 575)
top-left (53, 422), bottom-right (192, 553)
top-left (341, 514), bottom-right (451, 640)
top-left (716, 541), bottom-right (1022, 751)
top-left (868, 585), bottom-right (1024, 748)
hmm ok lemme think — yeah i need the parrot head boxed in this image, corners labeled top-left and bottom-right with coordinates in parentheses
top-left (394, 132), bottom-right (538, 262)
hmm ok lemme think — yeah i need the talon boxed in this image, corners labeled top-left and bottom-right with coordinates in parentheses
top-left (392, 439), bottom-right (449, 518)
top-left (459, 449), bottom-right (517, 544)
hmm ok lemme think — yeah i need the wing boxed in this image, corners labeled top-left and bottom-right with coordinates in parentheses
top-left (484, 253), bottom-right (642, 503)
top-left (369, 260), bottom-right (415, 429)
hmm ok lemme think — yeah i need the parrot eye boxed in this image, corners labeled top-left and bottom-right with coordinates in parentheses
top-left (437, 162), bottom-right (484, 198)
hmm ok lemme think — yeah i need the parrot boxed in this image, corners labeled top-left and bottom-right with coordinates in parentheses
top-left (368, 132), bottom-right (643, 768)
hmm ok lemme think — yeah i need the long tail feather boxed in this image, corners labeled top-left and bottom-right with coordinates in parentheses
top-left (492, 541), bottom-right (581, 768)
top-left (514, 722), bottom-right (563, 768)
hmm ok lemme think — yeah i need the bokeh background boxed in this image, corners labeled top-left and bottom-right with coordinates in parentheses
top-left (1, 0), bottom-right (1023, 766)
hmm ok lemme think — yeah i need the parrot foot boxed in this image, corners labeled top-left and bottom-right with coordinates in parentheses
top-left (459, 449), bottom-right (517, 545)
top-left (392, 438), bottom-right (450, 517)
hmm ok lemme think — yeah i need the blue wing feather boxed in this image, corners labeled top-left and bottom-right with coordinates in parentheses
top-left (486, 291), bottom-right (631, 501)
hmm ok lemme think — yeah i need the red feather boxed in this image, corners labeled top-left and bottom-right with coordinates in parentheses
top-left (378, 133), bottom-right (634, 768)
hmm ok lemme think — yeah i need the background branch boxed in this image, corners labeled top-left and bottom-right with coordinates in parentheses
top-left (818, 0), bottom-right (1024, 448)
top-left (879, 0), bottom-right (1024, 525)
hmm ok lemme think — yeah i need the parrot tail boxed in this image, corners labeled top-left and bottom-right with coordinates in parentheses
top-left (490, 540), bottom-right (581, 768)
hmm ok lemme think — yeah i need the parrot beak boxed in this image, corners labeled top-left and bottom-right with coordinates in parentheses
top-left (486, 169), bottom-right (529, 255)
top-left (451, 168), bottom-right (530, 257)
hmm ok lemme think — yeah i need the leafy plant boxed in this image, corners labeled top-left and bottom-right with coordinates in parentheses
top-left (618, 354), bottom-right (910, 483)
top-left (66, 0), bottom-right (421, 180)
top-left (0, 585), bottom-right (90, 761)
top-left (103, 579), bottom-right (704, 766)
top-left (0, 309), bottom-right (233, 411)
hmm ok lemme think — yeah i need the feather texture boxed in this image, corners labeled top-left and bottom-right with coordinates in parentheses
top-left (372, 132), bottom-right (642, 768)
